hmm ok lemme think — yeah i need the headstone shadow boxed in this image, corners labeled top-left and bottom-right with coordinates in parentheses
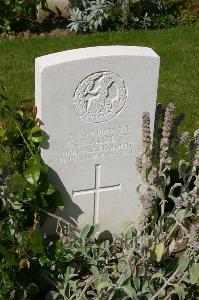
top-left (41, 130), bottom-right (50, 149)
top-left (42, 167), bottom-right (83, 234)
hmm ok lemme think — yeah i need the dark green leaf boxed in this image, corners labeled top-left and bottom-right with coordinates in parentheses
top-left (47, 184), bottom-right (56, 195)
top-left (80, 224), bottom-right (94, 242)
top-left (23, 164), bottom-right (40, 185)
top-left (30, 231), bottom-right (44, 254)
top-left (28, 126), bottom-right (43, 143)
top-left (0, 245), bottom-right (17, 267)
top-left (45, 291), bottom-right (62, 300)
top-left (56, 242), bottom-right (75, 262)
top-left (121, 285), bottom-right (138, 299)
top-left (133, 277), bottom-right (140, 291)
top-left (33, 152), bottom-right (41, 164)
top-left (41, 271), bottom-right (57, 289)
top-left (1, 271), bottom-right (13, 290)
top-left (53, 190), bottom-right (64, 210)
top-left (32, 135), bottom-right (43, 143)
top-left (0, 128), bottom-right (7, 137)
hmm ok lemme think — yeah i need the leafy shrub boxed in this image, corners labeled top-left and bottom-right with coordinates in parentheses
top-left (174, 0), bottom-right (199, 25)
top-left (0, 0), bottom-right (46, 33)
top-left (108, 0), bottom-right (178, 29)
top-left (175, 0), bottom-right (199, 13)
top-left (177, 9), bottom-right (198, 25)
top-left (68, 0), bottom-right (111, 33)
top-left (0, 82), bottom-right (63, 298)
top-left (0, 81), bottom-right (198, 299)
top-left (67, 0), bottom-right (199, 33)
top-left (67, 0), bottom-right (178, 32)
top-left (152, 13), bottom-right (176, 28)
top-left (42, 103), bottom-right (199, 299)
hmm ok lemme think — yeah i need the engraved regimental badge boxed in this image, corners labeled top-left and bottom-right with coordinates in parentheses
top-left (73, 71), bottom-right (127, 123)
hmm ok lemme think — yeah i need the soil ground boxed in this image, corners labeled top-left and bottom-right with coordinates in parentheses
top-left (0, 18), bottom-right (73, 40)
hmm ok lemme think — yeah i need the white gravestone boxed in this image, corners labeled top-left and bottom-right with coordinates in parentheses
top-left (35, 46), bottom-right (160, 233)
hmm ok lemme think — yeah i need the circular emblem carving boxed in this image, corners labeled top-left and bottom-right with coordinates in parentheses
top-left (73, 71), bottom-right (127, 123)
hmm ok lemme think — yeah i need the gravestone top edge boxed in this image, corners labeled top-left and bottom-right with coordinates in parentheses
top-left (35, 46), bottom-right (160, 71)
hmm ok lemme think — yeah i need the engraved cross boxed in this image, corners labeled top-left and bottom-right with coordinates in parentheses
top-left (72, 164), bottom-right (121, 224)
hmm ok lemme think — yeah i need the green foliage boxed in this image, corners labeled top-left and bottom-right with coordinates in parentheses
top-left (40, 103), bottom-right (198, 299)
top-left (153, 13), bottom-right (176, 28)
top-left (67, 0), bottom-right (199, 33)
top-left (107, 0), bottom-right (178, 29)
top-left (68, 0), bottom-right (111, 33)
top-left (67, 0), bottom-right (178, 32)
top-left (177, 9), bottom-right (199, 25)
top-left (0, 0), bottom-right (46, 33)
top-left (0, 82), bottom-right (63, 298)
top-left (0, 82), bottom-right (198, 299)
top-left (1, 0), bottom-right (198, 34)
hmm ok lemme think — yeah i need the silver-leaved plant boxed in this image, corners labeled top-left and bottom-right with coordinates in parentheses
top-left (68, 0), bottom-right (112, 32)
top-left (42, 103), bottom-right (199, 299)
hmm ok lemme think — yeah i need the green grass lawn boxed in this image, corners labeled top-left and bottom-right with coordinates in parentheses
top-left (0, 25), bottom-right (199, 134)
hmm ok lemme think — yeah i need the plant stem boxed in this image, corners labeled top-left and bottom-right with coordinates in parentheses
top-left (39, 208), bottom-right (81, 233)
top-left (79, 277), bottom-right (93, 300)
top-left (108, 290), bottom-right (115, 300)
top-left (167, 223), bottom-right (178, 240)
top-left (68, 294), bottom-right (76, 300)
top-left (164, 271), bottom-right (188, 300)
top-left (161, 198), bottom-right (166, 215)
top-left (13, 118), bottom-right (34, 157)
top-left (150, 268), bottom-right (179, 300)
